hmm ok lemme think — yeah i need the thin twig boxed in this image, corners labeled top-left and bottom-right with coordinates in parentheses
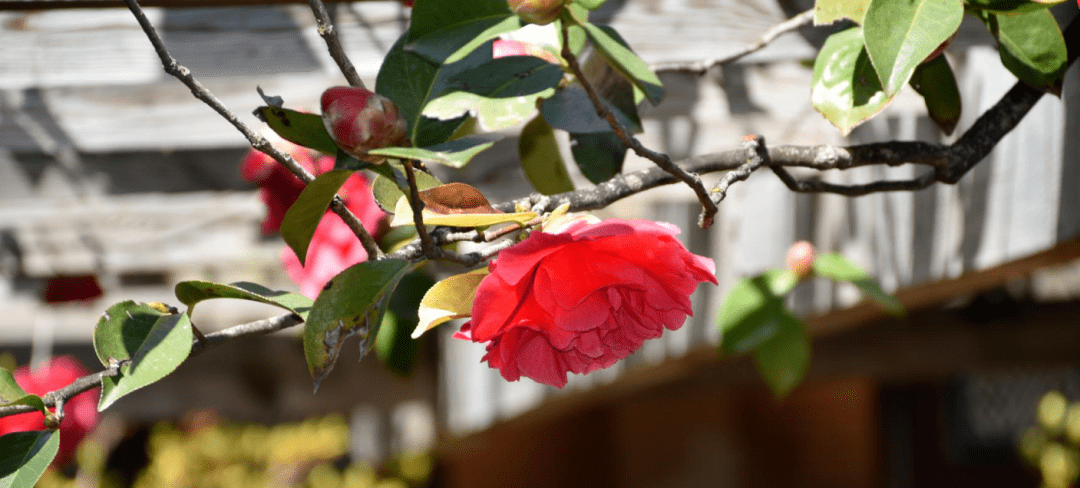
top-left (401, 162), bottom-right (437, 258)
top-left (560, 23), bottom-right (719, 228)
top-left (121, 0), bottom-right (383, 260)
top-left (709, 134), bottom-right (768, 204)
top-left (770, 166), bottom-right (938, 196)
top-left (308, 0), bottom-right (367, 88)
top-left (651, 10), bottom-right (815, 74)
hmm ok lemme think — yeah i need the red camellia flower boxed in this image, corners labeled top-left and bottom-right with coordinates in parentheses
top-left (455, 218), bottom-right (717, 388)
top-left (321, 86), bottom-right (409, 163)
top-left (0, 356), bottom-right (99, 465)
top-left (240, 132), bottom-right (322, 235)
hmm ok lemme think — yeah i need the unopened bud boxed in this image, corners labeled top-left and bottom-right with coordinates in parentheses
top-left (320, 86), bottom-right (409, 163)
top-left (493, 39), bottom-right (561, 65)
top-left (786, 241), bottom-right (815, 278)
top-left (507, 0), bottom-right (566, 25)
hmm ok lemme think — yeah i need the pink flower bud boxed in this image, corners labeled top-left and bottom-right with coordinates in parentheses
top-left (507, 0), bottom-right (566, 25)
top-left (320, 86), bottom-right (409, 163)
top-left (786, 241), bottom-right (816, 278)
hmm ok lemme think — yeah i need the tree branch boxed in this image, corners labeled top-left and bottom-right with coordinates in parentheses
top-left (121, 0), bottom-right (384, 260)
top-left (560, 23), bottom-right (719, 228)
top-left (651, 9), bottom-right (815, 75)
top-left (308, 0), bottom-right (367, 89)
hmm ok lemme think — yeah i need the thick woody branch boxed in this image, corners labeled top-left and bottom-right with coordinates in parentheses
top-left (122, 0), bottom-right (383, 260)
top-left (560, 24), bottom-right (719, 228)
top-left (0, 313), bottom-right (304, 418)
top-left (308, 0), bottom-right (367, 89)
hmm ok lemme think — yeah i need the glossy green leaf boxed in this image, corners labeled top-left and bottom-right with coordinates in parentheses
top-left (579, 23), bottom-right (664, 104)
top-left (964, 0), bottom-right (1066, 14)
top-left (407, 0), bottom-right (511, 45)
top-left (863, 0), bottom-right (963, 96)
top-left (519, 116), bottom-right (575, 195)
top-left (443, 56), bottom-right (564, 97)
top-left (909, 54), bottom-right (961, 135)
top-left (389, 197), bottom-right (537, 228)
top-left (303, 259), bottom-right (415, 389)
top-left (93, 301), bottom-right (193, 411)
top-left (332, 149), bottom-right (372, 172)
top-left (174, 281), bottom-right (313, 321)
top-left (410, 15), bottom-right (522, 65)
top-left (372, 163), bottom-right (444, 213)
top-left (986, 9), bottom-right (1067, 94)
top-left (541, 86), bottom-right (638, 134)
top-left (0, 430), bottom-right (59, 488)
top-left (814, 0), bottom-right (871, 24)
top-left (367, 134), bottom-right (502, 169)
top-left (812, 252), bottom-right (905, 316)
top-left (0, 371), bottom-right (46, 417)
top-left (569, 131), bottom-right (625, 184)
top-left (811, 26), bottom-right (898, 135)
top-left (376, 272), bottom-right (436, 376)
top-left (255, 107), bottom-right (338, 156)
top-left (377, 35), bottom-right (492, 146)
top-left (717, 270), bottom-right (798, 355)
top-left (753, 314), bottom-right (811, 398)
top-left (423, 89), bottom-right (554, 132)
top-left (413, 269), bottom-right (488, 338)
top-left (280, 169), bottom-right (355, 267)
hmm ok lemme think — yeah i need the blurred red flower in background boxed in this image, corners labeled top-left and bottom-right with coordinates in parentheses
top-left (0, 356), bottom-right (99, 465)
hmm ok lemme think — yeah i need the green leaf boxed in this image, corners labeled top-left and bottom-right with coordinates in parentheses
top-left (569, 131), bottom-right (625, 184)
top-left (174, 281), bottom-right (313, 321)
top-left (0, 371), bottom-right (46, 417)
top-left (442, 56), bottom-right (564, 98)
top-left (519, 116), bottom-right (575, 195)
top-left (986, 9), bottom-right (1067, 94)
top-left (376, 272), bottom-right (436, 376)
top-left (812, 252), bottom-right (905, 316)
top-left (367, 134), bottom-right (502, 169)
top-left (407, 0), bottom-right (511, 45)
top-left (371, 163), bottom-right (444, 213)
top-left (541, 86), bottom-right (638, 134)
top-left (814, 0), bottom-right (871, 24)
top-left (303, 259), bottom-right (415, 389)
top-left (717, 270), bottom-right (799, 355)
top-left (579, 23), bottom-right (664, 105)
top-left (577, 0), bottom-right (608, 10)
top-left (0, 431), bottom-right (59, 488)
top-left (256, 107), bottom-right (338, 156)
top-left (332, 149), bottom-right (372, 172)
top-left (862, 0), bottom-right (963, 96)
top-left (909, 54), bottom-right (961, 135)
top-left (93, 301), bottom-right (193, 411)
top-left (377, 35), bottom-right (494, 146)
top-left (424, 89), bottom-right (554, 132)
top-left (811, 26), bottom-right (898, 135)
top-left (413, 269), bottom-right (488, 338)
top-left (964, 0), bottom-right (1066, 14)
top-left (280, 169), bottom-right (355, 267)
top-left (389, 197), bottom-right (537, 228)
top-left (409, 15), bottom-right (522, 65)
top-left (753, 315), bottom-right (811, 398)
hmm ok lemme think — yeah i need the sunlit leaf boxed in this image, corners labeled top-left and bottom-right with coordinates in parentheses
top-left (93, 301), bottom-right (193, 411)
top-left (389, 197), bottom-right (537, 228)
top-left (414, 269), bottom-right (489, 338)
top-left (280, 169), bottom-right (355, 267)
top-left (984, 9), bottom-right (1067, 95)
top-left (862, 0), bottom-right (963, 96)
top-left (519, 116), bottom-right (574, 195)
top-left (408, 15), bottom-right (520, 64)
top-left (964, 0), bottom-right (1066, 14)
top-left (812, 252), bottom-right (905, 316)
top-left (814, 0), bottom-right (870, 24)
top-left (372, 164), bottom-right (444, 213)
top-left (367, 134), bottom-right (502, 169)
top-left (303, 259), bottom-right (415, 389)
top-left (811, 26), bottom-right (898, 135)
top-left (0, 431), bottom-right (59, 488)
top-left (909, 55), bottom-right (961, 135)
top-left (423, 89), bottom-right (554, 132)
top-left (255, 107), bottom-right (338, 156)
top-left (174, 281), bottom-right (313, 321)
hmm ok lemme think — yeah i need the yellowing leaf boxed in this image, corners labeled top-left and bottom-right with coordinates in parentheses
top-left (389, 197), bottom-right (537, 228)
top-left (413, 268), bottom-right (489, 338)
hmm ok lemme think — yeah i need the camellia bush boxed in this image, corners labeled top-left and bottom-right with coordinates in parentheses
top-left (0, 0), bottom-right (1073, 483)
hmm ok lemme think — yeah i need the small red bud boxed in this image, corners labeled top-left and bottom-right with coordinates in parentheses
top-left (786, 241), bottom-right (815, 278)
top-left (320, 86), bottom-right (409, 164)
top-left (507, 0), bottom-right (566, 25)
